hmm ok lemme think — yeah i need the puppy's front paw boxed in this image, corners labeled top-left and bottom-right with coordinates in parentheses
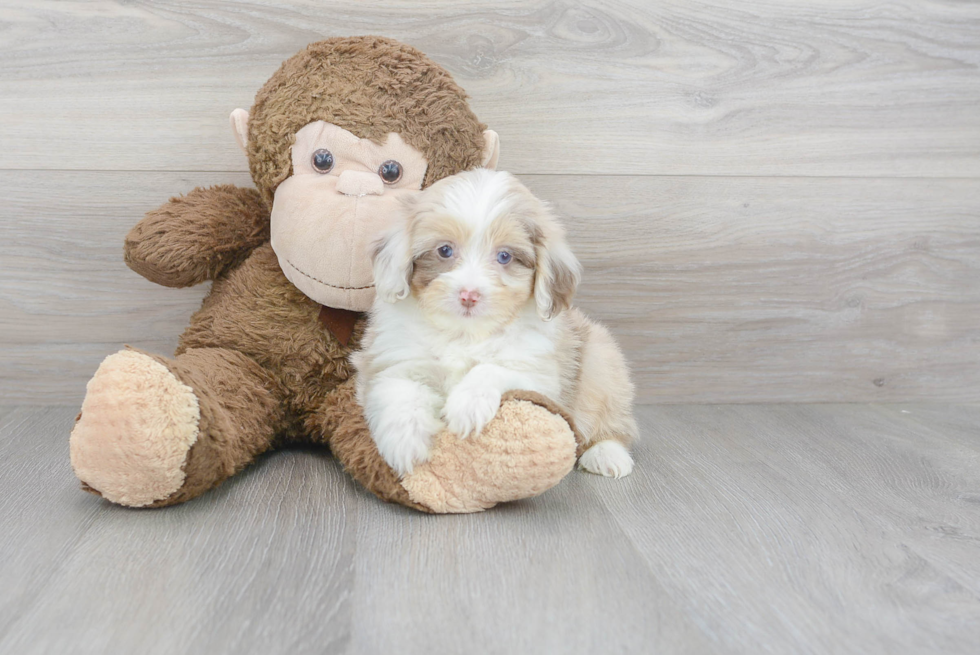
top-left (442, 386), bottom-right (502, 439)
top-left (373, 411), bottom-right (443, 477)
top-left (578, 440), bottom-right (634, 478)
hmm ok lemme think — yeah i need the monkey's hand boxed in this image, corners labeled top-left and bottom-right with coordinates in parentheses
top-left (124, 185), bottom-right (270, 287)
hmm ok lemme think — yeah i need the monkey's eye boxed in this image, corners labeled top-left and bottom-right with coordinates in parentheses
top-left (437, 245), bottom-right (454, 259)
top-left (496, 251), bottom-right (512, 265)
top-left (378, 160), bottom-right (402, 184)
top-left (312, 149), bottom-right (334, 173)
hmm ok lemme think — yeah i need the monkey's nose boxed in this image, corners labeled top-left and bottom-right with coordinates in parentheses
top-left (336, 170), bottom-right (384, 197)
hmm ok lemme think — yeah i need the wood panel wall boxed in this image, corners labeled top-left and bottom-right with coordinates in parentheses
top-left (1, 0), bottom-right (978, 404)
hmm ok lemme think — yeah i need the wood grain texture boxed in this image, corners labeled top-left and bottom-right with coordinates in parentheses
top-left (1, 404), bottom-right (979, 654)
top-left (0, 407), bottom-right (358, 655)
top-left (3, 171), bottom-right (977, 404)
top-left (536, 174), bottom-right (980, 404)
top-left (1, 0), bottom-right (978, 176)
top-left (592, 403), bottom-right (980, 654)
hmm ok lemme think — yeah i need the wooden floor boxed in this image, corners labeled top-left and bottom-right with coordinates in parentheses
top-left (1, 403), bottom-right (978, 654)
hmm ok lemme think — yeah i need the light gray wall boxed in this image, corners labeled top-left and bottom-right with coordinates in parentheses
top-left (2, 0), bottom-right (978, 404)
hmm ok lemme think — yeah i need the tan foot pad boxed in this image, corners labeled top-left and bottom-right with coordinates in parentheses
top-left (70, 350), bottom-right (200, 507)
top-left (401, 392), bottom-right (578, 513)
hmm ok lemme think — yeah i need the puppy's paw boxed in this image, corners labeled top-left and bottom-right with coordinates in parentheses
top-left (578, 441), bottom-right (634, 478)
top-left (373, 410), bottom-right (443, 477)
top-left (442, 386), bottom-right (502, 439)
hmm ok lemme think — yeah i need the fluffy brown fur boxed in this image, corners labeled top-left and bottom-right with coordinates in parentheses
top-left (248, 36), bottom-right (488, 204)
top-left (125, 185), bottom-right (270, 288)
top-left (70, 37), bottom-right (578, 511)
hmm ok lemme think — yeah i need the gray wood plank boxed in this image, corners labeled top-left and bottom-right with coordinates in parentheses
top-left (1, 0), bottom-right (978, 176)
top-left (346, 475), bottom-right (712, 655)
top-left (871, 404), bottom-right (980, 452)
top-left (589, 404), bottom-right (980, 654)
top-left (0, 408), bottom-right (359, 655)
top-left (810, 404), bottom-right (980, 599)
top-left (2, 404), bottom-right (979, 654)
top-left (3, 171), bottom-right (977, 404)
top-left (534, 175), bottom-right (980, 404)
top-left (0, 408), bottom-right (112, 647)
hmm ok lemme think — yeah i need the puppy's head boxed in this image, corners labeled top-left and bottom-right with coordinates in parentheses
top-left (371, 169), bottom-right (581, 330)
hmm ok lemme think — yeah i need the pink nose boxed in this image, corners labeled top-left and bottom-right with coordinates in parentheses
top-left (459, 289), bottom-right (481, 308)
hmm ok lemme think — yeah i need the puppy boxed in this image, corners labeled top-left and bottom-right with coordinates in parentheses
top-left (353, 168), bottom-right (638, 479)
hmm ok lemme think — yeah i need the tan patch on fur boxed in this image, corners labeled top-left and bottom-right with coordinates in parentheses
top-left (408, 211), bottom-right (473, 297)
top-left (563, 310), bottom-right (639, 456)
top-left (413, 275), bottom-right (456, 319)
top-left (402, 394), bottom-right (577, 512)
top-left (486, 213), bottom-right (536, 263)
top-left (410, 249), bottom-right (456, 295)
top-left (70, 350), bottom-right (201, 507)
top-left (543, 259), bottom-right (579, 317)
top-left (487, 173), bottom-right (582, 320)
top-left (406, 212), bottom-right (470, 300)
top-left (495, 275), bottom-right (535, 321)
top-left (486, 214), bottom-right (537, 318)
top-left (412, 212), bottom-right (473, 252)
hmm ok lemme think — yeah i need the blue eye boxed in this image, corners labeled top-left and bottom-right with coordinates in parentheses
top-left (496, 251), bottom-right (512, 265)
top-left (437, 245), bottom-right (454, 258)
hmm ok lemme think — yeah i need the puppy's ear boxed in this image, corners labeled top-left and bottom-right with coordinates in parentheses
top-left (371, 221), bottom-right (413, 303)
top-left (532, 208), bottom-right (582, 321)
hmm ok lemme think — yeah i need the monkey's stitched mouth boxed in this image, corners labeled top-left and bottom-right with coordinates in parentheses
top-left (283, 257), bottom-right (375, 291)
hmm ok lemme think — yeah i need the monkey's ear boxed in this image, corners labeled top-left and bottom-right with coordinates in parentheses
top-left (481, 130), bottom-right (500, 169)
top-left (230, 109), bottom-right (250, 154)
top-left (371, 226), bottom-right (413, 304)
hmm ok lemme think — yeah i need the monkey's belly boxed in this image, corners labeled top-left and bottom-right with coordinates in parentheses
top-left (176, 243), bottom-right (362, 393)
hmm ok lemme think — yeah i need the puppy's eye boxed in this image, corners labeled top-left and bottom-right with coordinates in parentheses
top-left (496, 251), bottom-right (512, 265)
top-left (437, 245), bottom-right (454, 259)
top-left (378, 160), bottom-right (402, 184)
top-left (312, 149), bottom-right (334, 173)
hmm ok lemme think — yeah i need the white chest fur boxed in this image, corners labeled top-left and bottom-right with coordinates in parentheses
top-left (358, 298), bottom-right (564, 401)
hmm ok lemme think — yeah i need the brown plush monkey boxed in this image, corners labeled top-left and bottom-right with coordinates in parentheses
top-left (69, 36), bottom-right (579, 513)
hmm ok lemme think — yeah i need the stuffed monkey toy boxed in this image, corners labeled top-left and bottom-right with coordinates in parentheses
top-left (69, 36), bottom-right (579, 513)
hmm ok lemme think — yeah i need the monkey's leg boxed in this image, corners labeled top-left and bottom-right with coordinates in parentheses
top-left (309, 379), bottom-right (578, 513)
top-left (70, 347), bottom-right (285, 507)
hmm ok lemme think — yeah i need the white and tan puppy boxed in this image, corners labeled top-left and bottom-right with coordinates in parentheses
top-left (353, 169), bottom-right (638, 479)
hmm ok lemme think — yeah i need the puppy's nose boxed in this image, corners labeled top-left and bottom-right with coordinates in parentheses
top-left (459, 289), bottom-right (481, 308)
top-left (336, 170), bottom-right (384, 197)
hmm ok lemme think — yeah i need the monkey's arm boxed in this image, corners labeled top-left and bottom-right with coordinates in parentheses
top-left (124, 185), bottom-right (270, 288)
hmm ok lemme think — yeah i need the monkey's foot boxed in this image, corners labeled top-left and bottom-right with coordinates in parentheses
top-left (70, 350), bottom-right (201, 507)
top-left (400, 391), bottom-right (578, 513)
